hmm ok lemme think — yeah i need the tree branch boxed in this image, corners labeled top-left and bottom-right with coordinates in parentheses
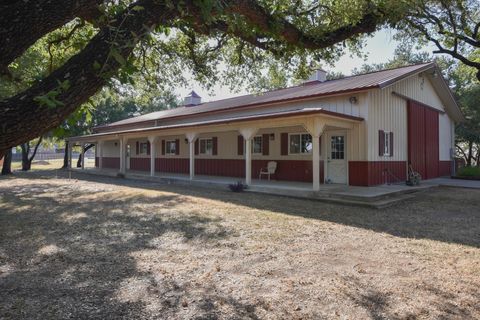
top-left (0, 0), bottom-right (103, 73)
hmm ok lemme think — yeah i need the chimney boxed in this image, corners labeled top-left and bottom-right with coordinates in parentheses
top-left (183, 90), bottom-right (201, 106)
top-left (306, 68), bottom-right (327, 83)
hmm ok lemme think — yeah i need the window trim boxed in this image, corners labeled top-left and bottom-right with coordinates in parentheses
top-left (165, 140), bottom-right (177, 156)
top-left (138, 142), bottom-right (148, 155)
top-left (252, 135), bottom-right (263, 155)
top-left (288, 132), bottom-right (313, 155)
top-left (383, 131), bottom-right (391, 157)
top-left (199, 138), bottom-right (213, 155)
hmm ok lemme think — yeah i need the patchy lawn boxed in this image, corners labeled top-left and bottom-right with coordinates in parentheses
top-left (0, 170), bottom-right (479, 319)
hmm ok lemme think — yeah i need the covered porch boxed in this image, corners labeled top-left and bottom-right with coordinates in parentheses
top-left (67, 109), bottom-right (365, 191)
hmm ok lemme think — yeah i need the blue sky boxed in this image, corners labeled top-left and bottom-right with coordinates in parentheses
top-left (177, 29), bottom-right (402, 102)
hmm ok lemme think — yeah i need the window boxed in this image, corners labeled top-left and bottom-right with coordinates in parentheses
top-left (289, 133), bottom-right (312, 154)
top-left (383, 131), bottom-right (391, 156)
top-left (252, 136), bottom-right (262, 154)
top-left (199, 138), bottom-right (213, 155)
top-left (165, 140), bottom-right (176, 155)
top-left (138, 142), bottom-right (148, 155)
top-left (330, 136), bottom-right (345, 159)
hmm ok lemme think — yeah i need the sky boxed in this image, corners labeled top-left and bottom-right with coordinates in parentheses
top-left (176, 29), bottom-right (402, 103)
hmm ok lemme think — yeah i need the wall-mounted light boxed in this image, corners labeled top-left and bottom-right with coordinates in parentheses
top-left (184, 138), bottom-right (188, 144)
top-left (349, 96), bottom-right (358, 104)
top-left (270, 133), bottom-right (275, 140)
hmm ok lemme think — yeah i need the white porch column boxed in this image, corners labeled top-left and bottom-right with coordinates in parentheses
top-left (186, 132), bottom-right (198, 180)
top-left (119, 137), bottom-right (126, 175)
top-left (305, 118), bottom-right (326, 191)
top-left (148, 136), bottom-right (157, 177)
top-left (239, 128), bottom-right (258, 185)
top-left (81, 143), bottom-right (85, 170)
top-left (98, 141), bottom-right (104, 169)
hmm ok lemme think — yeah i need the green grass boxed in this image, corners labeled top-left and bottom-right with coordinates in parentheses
top-left (457, 166), bottom-right (480, 177)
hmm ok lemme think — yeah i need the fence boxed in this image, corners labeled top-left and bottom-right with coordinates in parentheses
top-left (11, 150), bottom-right (94, 162)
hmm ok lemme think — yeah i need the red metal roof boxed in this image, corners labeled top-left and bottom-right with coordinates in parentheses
top-left (95, 62), bottom-right (435, 131)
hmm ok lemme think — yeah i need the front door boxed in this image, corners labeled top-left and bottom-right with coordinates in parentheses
top-left (327, 133), bottom-right (347, 184)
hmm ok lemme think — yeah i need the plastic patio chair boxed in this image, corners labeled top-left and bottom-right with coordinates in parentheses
top-left (259, 161), bottom-right (277, 181)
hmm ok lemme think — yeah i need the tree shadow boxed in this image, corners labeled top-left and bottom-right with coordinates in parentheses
top-left (341, 275), bottom-right (480, 320)
top-left (36, 169), bottom-right (480, 248)
top-left (0, 178), bottom-right (260, 319)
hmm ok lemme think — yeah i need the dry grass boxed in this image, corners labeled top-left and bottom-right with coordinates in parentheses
top-left (0, 170), bottom-right (479, 319)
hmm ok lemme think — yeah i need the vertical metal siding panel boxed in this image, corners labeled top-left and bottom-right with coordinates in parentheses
top-left (408, 101), bottom-right (427, 178)
top-left (425, 108), bottom-right (439, 178)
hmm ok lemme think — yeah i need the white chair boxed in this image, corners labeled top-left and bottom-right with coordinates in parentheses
top-left (259, 161), bottom-right (277, 180)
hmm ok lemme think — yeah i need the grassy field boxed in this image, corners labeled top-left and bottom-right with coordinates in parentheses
top-left (0, 170), bottom-right (479, 319)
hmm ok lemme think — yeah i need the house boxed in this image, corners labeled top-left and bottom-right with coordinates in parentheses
top-left (67, 62), bottom-right (463, 189)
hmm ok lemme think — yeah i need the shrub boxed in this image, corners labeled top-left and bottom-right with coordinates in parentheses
top-left (457, 166), bottom-right (480, 177)
top-left (228, 181), bottom-right (246, 192)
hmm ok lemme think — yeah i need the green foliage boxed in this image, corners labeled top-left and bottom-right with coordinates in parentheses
top-left (457, 166), bottom-right (480, 177)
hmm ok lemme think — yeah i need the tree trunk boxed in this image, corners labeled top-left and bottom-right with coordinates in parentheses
top-left (467, 141), bottom-right (474, 166)
top-left (20, 137), bottom-right (43, 171)
top-left (21, 143), bottom-right (31, 171)
top-left (1, 149), bottom-right (13, 175)
top-left (76, 143), bottom-right (94, 167)
top-left (63, 141), bottom-right (69, 168)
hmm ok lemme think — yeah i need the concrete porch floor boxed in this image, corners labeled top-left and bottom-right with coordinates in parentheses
top-left (71, 167), bottom-right (464, 208)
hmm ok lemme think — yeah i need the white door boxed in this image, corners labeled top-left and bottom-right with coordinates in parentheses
top-left (327, 133), bottom-right (347, 184)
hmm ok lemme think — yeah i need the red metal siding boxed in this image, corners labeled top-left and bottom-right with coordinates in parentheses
top-left (196, 159), bottom-right (244, 177)
top-left (425, 108), bottom-right (439, 179)
top-left (155, 158), bottom-right (189, 174)
top-left (439, 161), bottom-right (451, 177)
top-left (130, 158), bottom-right (150, 171)
top-left (102, 157), bottom-right (120, 169)
top-left (194, 159), bottom-right (323, 182)
top-left (408, 101), bottom-right (427, 177)
top-left (349, 161), bottom-right (407, 186)
top-left (408, 101), bottom-right (441, 180)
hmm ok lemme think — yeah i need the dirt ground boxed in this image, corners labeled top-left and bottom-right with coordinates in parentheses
top-left (0, 170), bottom-right (479, 319)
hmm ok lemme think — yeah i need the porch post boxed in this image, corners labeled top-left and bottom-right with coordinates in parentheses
top-left (119, 137), bottom-right (126, 175)
top-left (305, 118), bottom-right (325, 192)
top-left (148, 136), bottom-right (156, 177)
top-left (186, 132), bottom-right (198, 180)
top-left (81, 143), bottom-right (85, 170)
top-left (98, 141), bottom-right (104, 169)
top-left (245, 138), bottom-right (252, 185)
top-left (239, 128), bottom-right (258, 186)
top-left (312, 136), bottom-right (320, 191)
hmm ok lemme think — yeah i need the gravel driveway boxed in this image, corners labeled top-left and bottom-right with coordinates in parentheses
top-left (1, 170), bottom-right (479, 319)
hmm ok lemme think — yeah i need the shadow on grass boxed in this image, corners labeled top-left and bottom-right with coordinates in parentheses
top-left (0, 176), bottom-right (260, 319)
top-left (29, 169), bottom-right (480, 248)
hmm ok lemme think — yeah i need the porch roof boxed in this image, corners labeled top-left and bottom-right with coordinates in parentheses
top-left (68, 107), bottom-right (363, 142)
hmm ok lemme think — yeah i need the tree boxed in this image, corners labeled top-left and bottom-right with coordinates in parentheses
top-left (0, 0), bottom-right (407, 157)
top-left (20, 137), bottom-right (44, 171)
top-left (352, 40), bottom-right (432, 74)
top-left (397, 0), bottom-right (480, 80)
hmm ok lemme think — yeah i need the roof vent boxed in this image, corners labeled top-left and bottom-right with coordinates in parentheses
top-left (183, 90), bottom-right (201, 107)
top-left (306, 68), bottom-right (327, 83)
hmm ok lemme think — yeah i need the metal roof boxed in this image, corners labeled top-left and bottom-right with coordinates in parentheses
top-left (95, 62), bottom-right (440, 131)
